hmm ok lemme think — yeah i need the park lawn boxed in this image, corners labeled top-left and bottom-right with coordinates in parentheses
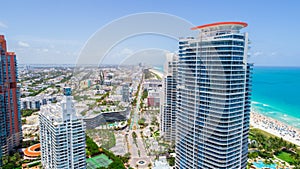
top-left (250, 128), bottom-right (277, 138)
top-left (86, 129), bottom-right (116, 150)
top-left (276, 151), bottom-right (295, 164)
top-left (250, 128), bottom-right (300, 149)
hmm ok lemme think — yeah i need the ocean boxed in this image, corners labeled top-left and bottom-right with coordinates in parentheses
top-left (252, 67), bottom-right (300, 129)
top-left (154, 66), bottom-right (300, 129)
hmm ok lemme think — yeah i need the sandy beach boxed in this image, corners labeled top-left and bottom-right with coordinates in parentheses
top-left (250, 112), bottom-right (300, 146)
top-left (149, 69), bottom-right (163, 79)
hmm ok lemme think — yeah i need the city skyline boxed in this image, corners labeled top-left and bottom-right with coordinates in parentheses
top-left (0, 1), bottom-right (300, 168)
top-left (0, 1), bottom-right (299, 66)
top-left (1, 26), bottom-right (299, 167)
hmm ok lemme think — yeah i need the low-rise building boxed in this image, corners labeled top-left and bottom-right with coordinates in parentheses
top-left (147, 89), bottom-right (161, 107)
top-left (143, 79), bottom-right (162, 90)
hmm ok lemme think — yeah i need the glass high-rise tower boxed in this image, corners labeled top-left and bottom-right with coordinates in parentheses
top-left (0, 35), bottom-right (22, 166)
top-left (175, 22), bottom-right (252, 169)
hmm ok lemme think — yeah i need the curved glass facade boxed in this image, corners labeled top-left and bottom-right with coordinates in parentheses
top-left (175, 24), bottom-right (252, 169)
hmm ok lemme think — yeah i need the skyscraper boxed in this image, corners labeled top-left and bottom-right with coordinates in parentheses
top-left (160, 53), bottom-right (178, 143)
top-left (0, 35), bottom-right (22, 165)
top-left (39, 87), bottom-right (86, 169)
top-left (175, 22), bottom-right (252, 168)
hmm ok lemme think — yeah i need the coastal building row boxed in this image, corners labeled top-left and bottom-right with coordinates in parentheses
top-left (0, 35), bottom-right (22, 166)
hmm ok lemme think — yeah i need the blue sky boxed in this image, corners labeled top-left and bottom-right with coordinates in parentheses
top-left (0, 0), bottom-right (299, 66)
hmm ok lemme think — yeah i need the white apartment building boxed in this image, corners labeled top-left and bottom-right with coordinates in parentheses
top-left (39, 87), bottom-right (86, 169)
top-left (160, 53), bottom-right (178, 143)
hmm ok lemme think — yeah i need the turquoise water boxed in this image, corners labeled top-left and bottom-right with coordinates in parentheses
top-left (252, 161), bottom-right (276, 169)
top-left (153, 66), bottom-right (164, 72)
top-left (252, 67), bottom-right (300, 129)
top-left (154, 66), bottom-right (300, 129)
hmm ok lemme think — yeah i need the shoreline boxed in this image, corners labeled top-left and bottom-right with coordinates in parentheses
top-left (149, 68), bottom-right (163, 79)
top-left (252, 101), bottom-right (300, 129)
top-left (250, 111), bottom-right (300, 146)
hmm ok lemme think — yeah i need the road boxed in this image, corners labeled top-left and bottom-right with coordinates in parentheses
top-left (127, 76), bottom-right (152, 168)
top-left (130, 78), bottom-right (143, 130)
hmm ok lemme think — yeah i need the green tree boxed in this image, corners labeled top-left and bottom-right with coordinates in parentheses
top-left (86, 135), bottom-right (100, 157)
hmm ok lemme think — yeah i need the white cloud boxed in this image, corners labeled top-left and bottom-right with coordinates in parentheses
top-left (12, 36), bottom-right (83, 64)
top-left (120, 48), bottom-right (134, 56)
top-left (42, 48), bottom-right (49, 52)
top-left (34, 48), bottom-right (49, 53)
top-left (253, 51), bottom-right (263, 56)
top-left (270, 52), bottom-right (277, 56)
top-left (0, 21), bottom-right (8, 28)
top-left (49, 44), bottom-right (55, 49)
top-left (18, 41), bottom-right (30, 47)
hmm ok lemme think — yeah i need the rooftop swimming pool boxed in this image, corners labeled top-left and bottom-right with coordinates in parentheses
top-left (252, 161), bottom-right (277, 169)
